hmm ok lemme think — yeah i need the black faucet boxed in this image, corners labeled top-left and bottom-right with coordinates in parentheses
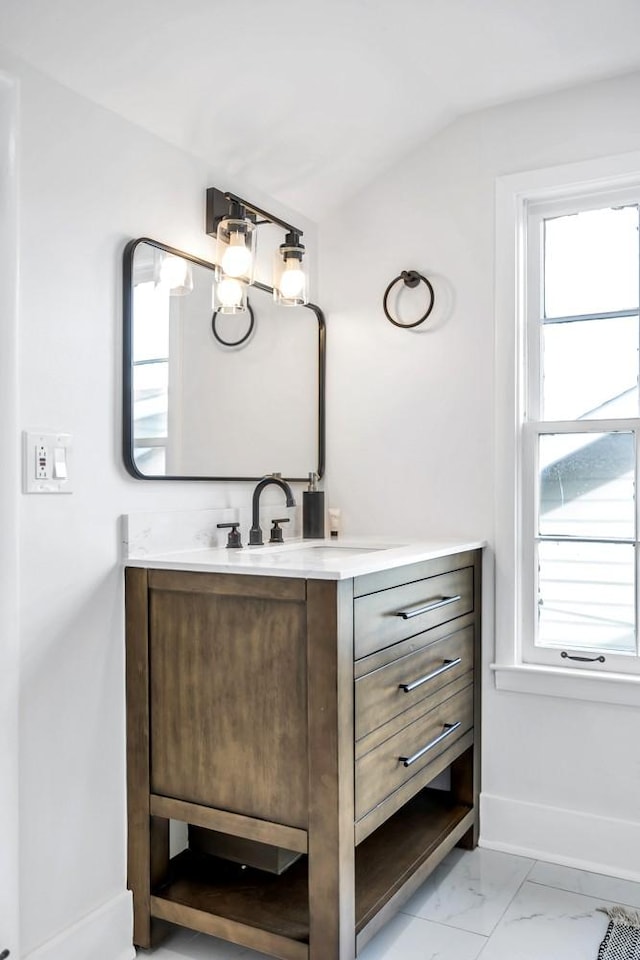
top-left (249, 474), bottom-right (296, 546)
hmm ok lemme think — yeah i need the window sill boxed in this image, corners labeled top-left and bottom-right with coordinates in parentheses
top-left (490, 662), bottom-right (640, 707)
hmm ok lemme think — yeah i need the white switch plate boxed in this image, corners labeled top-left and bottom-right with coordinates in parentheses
top-left (23, 431), bottom-right (73, 494)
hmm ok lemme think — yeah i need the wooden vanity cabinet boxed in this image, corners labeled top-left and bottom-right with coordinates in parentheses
top-left (125, 548), bottom-right (482, 960)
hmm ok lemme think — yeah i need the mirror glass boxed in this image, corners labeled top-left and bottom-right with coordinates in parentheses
top-left (123, 238), bottom-right (325, 480)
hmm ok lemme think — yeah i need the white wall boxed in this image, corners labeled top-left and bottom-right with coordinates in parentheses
top-left (320, 71), bottom-right (640, 878)
top-left (0, 45), bottom-right (316, 959)
top-left (0, 68), bottom-right (19, 960)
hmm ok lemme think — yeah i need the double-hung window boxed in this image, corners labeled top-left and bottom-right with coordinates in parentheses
top-left (494, 154), bottom-right (640, 701)
top-left (524, 194), bottom-right (639, 675)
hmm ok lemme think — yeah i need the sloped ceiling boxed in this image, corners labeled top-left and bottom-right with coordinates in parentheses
top-left (2, 0), bottom-right (640, 219)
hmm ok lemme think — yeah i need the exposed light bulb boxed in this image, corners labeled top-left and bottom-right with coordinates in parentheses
top-left (274, 232), bottom-right (307, 305)
top-left (279, 263), bottom-right (306, 299)
top-left (216, 276), bottom-right (245, 309)
top-left (221, 231), bottom-right (252, 278)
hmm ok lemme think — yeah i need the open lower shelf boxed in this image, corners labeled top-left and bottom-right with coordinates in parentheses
top-left (355, 789), bottom-right (472, 933)
top-left (152, 849), bottom-right (309, 942)
top-left (150, 788), bottom-right (473, 951)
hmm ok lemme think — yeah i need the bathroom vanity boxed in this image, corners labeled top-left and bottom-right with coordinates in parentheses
top-left (125, 538), bottom-right (482, 960)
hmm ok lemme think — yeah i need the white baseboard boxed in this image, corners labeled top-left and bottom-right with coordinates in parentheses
top-left (480, 792), bottom-right (640, 883)
top-left (24, 891), bottom-right (134, 960)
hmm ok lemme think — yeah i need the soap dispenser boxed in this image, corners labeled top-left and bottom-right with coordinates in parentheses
top-left (302, 472), bottom-right (325, 539)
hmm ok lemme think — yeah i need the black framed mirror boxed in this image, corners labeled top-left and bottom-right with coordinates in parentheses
top-left (123, 238), bottom-right (325, 481)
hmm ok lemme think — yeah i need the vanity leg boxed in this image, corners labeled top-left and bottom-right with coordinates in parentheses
top-left (306, 580), bottom-right (356, 960)
top-left (450, 746), bottom-right (478, 849)
top-left (125, 567), bottom-right (170, 947)
top-left (452, 553), bottom-right (482, 850)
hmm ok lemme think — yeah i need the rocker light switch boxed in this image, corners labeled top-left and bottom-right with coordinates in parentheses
top-left (53, 447), bottom-right (68, 479)
top-left (23, 431), bottom-right (73, 494)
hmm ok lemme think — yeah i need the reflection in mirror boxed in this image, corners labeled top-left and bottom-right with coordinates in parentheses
top-left (123, 238), bottom-right (325, 481)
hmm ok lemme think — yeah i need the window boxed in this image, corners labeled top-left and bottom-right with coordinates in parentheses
top-left (524, 198), bottom-right (639, 674)
top-left (493, 153), bottom-right (640, 704)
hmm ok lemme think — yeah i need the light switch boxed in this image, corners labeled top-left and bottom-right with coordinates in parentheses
top-left (54, 447), bottom-right (67, 479)
top-left (23, 432), bottom-right (73, 494)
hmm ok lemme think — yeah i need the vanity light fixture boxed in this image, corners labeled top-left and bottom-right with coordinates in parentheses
top-left (206, 187), bottom-right (309, 312)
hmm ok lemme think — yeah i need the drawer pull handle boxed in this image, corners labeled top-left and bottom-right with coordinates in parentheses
top-left (394, 595), bottom-right (461, 620)
top-left (399, 657), bottom-right (462, 693)
top-left (399, 721), bottom-right (462, 767)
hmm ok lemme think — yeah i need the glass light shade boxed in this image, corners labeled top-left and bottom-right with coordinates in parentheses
top-left (212, 274), bottom-right (247, 314)
top-left (216, 217), bottom-right (256, 284)
top-left (273, 243), bottom-right (308, 306)
top-left (157, 253), bottom-right (193, 295)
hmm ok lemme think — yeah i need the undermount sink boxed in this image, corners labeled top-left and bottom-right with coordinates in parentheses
top-left (243, 541), bottom-right (400, 563)
top-left (273, 544), bottom-right (383, 560)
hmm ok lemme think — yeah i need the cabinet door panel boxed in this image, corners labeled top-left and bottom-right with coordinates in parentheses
top-left (149, 587), bottom-right (308, 828)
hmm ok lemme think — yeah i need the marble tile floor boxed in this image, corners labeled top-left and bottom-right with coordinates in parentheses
top-left (139, 848), bottom-right (640, 960)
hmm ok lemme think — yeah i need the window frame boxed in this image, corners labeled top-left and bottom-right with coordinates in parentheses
top-left (492, 151), bottom-right (640, 706)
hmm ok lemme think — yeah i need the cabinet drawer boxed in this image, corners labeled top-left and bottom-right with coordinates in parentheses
top-left (354, 566), bottom-right (474, 660)
top-left (355, 684), bottom-right (473, 821)
top-left (355, 625), bottom-right (473, 741)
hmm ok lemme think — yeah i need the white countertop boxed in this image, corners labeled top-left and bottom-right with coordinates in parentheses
top-left (124, 536), bottom-right (484, 580)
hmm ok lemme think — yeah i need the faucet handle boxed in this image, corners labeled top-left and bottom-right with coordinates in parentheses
top-left (269, 518), bottom-right (290, 544)
top-left (217, 522), bottom-right (242, 549)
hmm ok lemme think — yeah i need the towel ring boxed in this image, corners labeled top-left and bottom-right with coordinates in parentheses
top-left (383, 270), bottom-right (435, 328)
top-left (212, 300), bottom-right (255, 347)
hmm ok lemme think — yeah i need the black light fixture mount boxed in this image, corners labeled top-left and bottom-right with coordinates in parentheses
top-left (206, 187), bottom-right (300, 238)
